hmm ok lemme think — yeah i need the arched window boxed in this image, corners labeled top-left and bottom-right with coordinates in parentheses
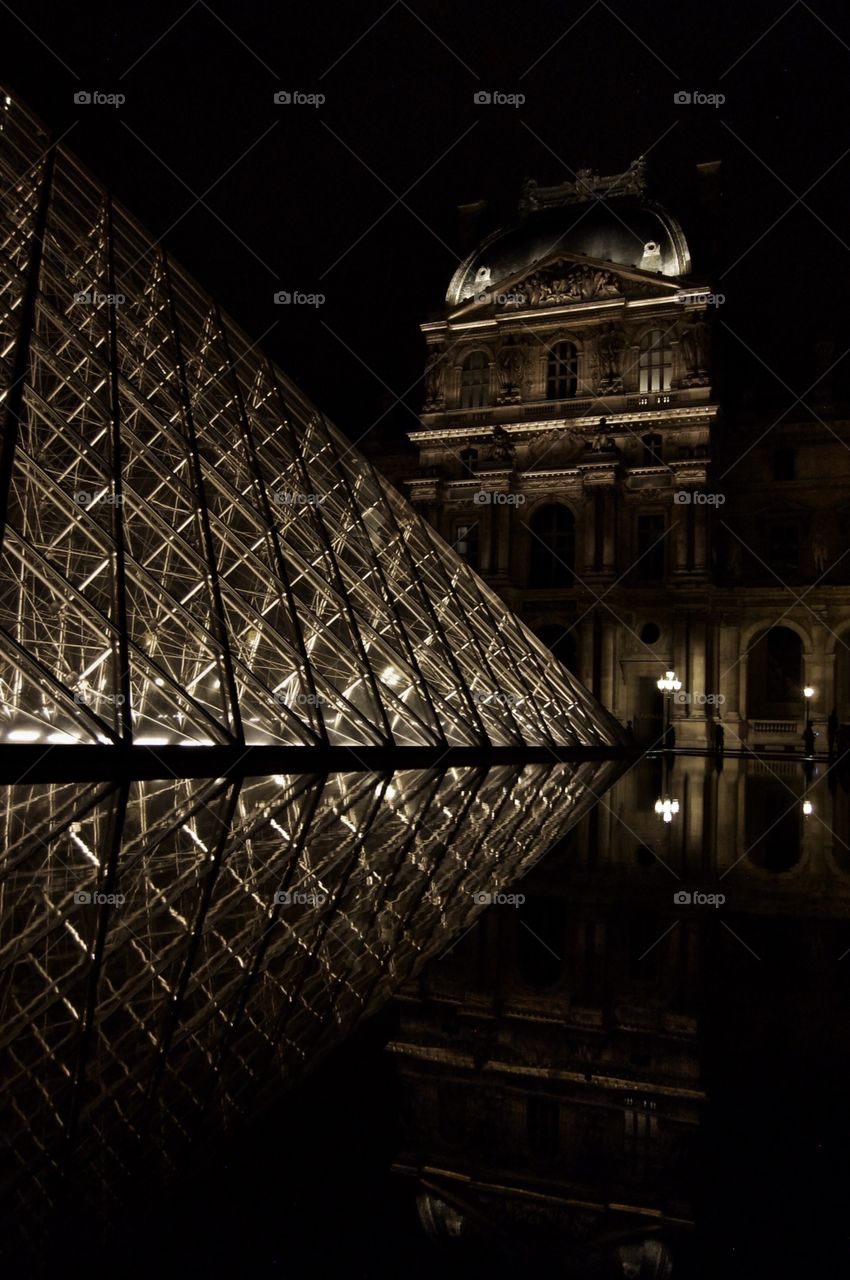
top-left (746, 626), bottom-right (803, 718)
top-left (639, 329), bottom-right (672, 393)
top-left (546, 341), bottom-right (578, 399)
top-left (459, 350), bottom-right (489, 409)
top-left (529, 504), bottom-right (575, 587)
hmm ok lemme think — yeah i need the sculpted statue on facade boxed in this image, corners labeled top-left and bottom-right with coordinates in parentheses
top-left (596, 322), bottom-right (625, 391)
top-left (679, 314), bottom-right (710, 386)
top-left (496, 335), bottom-right (528, 404)
top-left (423, 349), bottom-right (446, 411)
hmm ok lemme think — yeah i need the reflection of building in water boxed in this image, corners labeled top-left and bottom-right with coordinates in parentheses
top-left (373, 158), bottom-right (850, 753)
top-left (390, 756), bottom-right (850, 1268)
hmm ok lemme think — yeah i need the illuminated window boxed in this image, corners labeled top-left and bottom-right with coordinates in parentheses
top-left (546, 341), bottom-right (578, 399)
top-left (638, 329), bottom-right (672, 393)
top-left (460, 351), bottom-right (489, 409)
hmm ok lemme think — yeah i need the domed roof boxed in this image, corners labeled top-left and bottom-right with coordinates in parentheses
top-left (447, 197), bottom-right (691, 307)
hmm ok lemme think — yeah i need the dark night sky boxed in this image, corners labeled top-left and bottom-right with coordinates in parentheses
top-left (4, 0), bottom-right (850, 441)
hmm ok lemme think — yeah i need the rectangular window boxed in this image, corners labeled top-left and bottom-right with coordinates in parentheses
top-left (454, 522), bottom-right (479, 570)
top-left (636, 514), bottom-right (666, 581)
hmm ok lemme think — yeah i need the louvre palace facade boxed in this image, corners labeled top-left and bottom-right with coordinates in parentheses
top-left (396, 159), bottom-right (850, 750)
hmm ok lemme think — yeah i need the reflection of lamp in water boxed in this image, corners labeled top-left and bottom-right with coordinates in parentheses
top-left (654, 796), bottom-right (680, 823)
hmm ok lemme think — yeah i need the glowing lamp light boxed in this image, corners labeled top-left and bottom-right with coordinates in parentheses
top-left (657, 670), bottom-right (682, 693)
top-left (803, 686), bottom-right (814, 699)
top-left (802, 799), bottom-right (813, 816)
top-left (654, 796), bottom-right (680, 824)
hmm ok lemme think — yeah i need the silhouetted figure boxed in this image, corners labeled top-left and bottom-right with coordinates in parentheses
top-left (803, 720), bottom-right (816, 757)
top-left (828, 708), bottom-right (838, 757)
top-left (625, 719), bottom-right (636, 744)
top-left (714, 720), bottom-right (725, 756)
top-left (664, 723), bottom-right (676, 751)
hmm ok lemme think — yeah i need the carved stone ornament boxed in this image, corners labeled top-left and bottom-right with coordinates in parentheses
top-left (502, 263), bottom-right (621, 309)
top-left (595, 321), bottom-right (626, 392)
top-left (422, 349), bottom-right (446, 411)
top-left (519, 157), bottom-right (648, 214)
top-left (495, 335), bottom-right (528, 404)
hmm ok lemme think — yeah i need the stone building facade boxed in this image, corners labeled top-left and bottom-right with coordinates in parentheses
top-left (401, 160), bottom-right (850, 749)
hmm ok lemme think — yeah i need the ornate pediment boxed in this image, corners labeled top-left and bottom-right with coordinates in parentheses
top-left (502, 262), bottom-right (622, 308)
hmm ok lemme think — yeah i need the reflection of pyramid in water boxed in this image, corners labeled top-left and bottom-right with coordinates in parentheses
top-left (0, 96), bottom-right (621, 754)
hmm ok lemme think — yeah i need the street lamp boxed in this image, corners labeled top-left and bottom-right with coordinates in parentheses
top-left (802, 799), bottom-right (813, 816)
top-left (654, 796), bottom-right (680, 824)
top-left (657, 670), bottom-right (681, 746)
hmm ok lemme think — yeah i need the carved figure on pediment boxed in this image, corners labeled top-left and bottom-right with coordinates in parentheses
top-left (505, 264), bottom-right (621, 310)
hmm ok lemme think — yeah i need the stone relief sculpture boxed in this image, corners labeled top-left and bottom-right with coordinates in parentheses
top-left (596, 323), bottom-right (626, 393)
top-left (503, 263), bottom-right (621, 309)
top-left (496, 335), bottom-right (528, 404)
top-left (422, 349), bottom-right (446, 411)
top-left (679, 314), bottom-right (710, 387)
top-left (811, 529), bottom-right (829, 576)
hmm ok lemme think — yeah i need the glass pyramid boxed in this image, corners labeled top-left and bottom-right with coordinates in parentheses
top-left (0, 94), bottom-right (626, 1242)
top-left (0, 95), bottom-right (622, 757)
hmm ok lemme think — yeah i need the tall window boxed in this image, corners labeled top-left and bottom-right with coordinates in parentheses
top-left (459, 350), bottom-right (489, 409)
top-left (546, 341), bottom-right (578, 399)
top-left (639, 329), bottom-right (672, 393)
top-left (641, 432), bottom-right (663, 466)
top-left (454, 522), bottom-right (479, 570)
top-left (529, 504), bottom-right (575, 587)
top-left (636, 513), bottom-right (666, 581)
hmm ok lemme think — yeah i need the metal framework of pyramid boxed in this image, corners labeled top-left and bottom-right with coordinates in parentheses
top-left (0, 98), bottom-right (621, 760)
top-left (0, 95), bottom-right (625, 1245)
